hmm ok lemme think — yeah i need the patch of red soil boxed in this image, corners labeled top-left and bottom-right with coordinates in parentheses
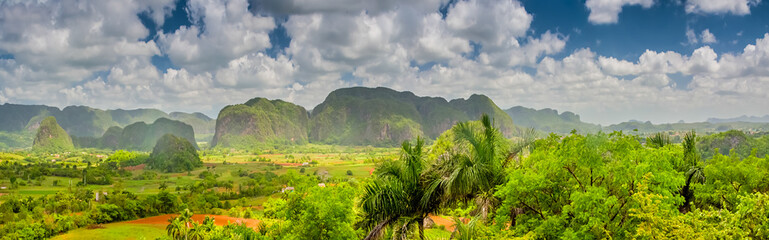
top-left (428, 214), bottom-right (463, 232)
top-left (123, 164), bottom-right (146, 171)
top-left (125, 214), bottom-right (261, 230)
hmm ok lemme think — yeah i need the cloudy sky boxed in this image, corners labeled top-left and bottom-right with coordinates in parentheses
top-left (1, 0), bottom-right (768, 124)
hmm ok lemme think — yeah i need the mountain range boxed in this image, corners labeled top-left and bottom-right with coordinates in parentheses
top-left (212, 87), bottom-right (516, 148)
top-left (707, 115), bottom-right (769, 123)
top-left (2, 86), bottom-right (769, 150)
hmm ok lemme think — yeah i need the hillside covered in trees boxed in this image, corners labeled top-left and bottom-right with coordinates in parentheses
top-left (211, 98), bottom-right (310, 149)
top-left (211, 87), bottom-right (516, 147)
top-left (0, 104), bottom-right (214, 149)
top-left (308, 87), bottom-right (515, 146)
top-left (73, 118), bottom-right (198, 151)
top-left (31, 117), bottom-right (74, 153)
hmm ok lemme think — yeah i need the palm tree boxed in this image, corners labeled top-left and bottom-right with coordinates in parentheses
top-left (646, 132), bottom-right (671, 148)
top-left (167, 208), bottom-right (194, 240)
top-left (428, 114), bottom-right (509, 219)
top-left (359, 137), bottom-right (441, 240)
top-left (679, 130), bottom-right (705, 213)
top-left (166, 218), bottom-right (187, 240)
top-left (187, 222), bottom-right (206, 240)
top-left (450, 217), bottom-right (480, 240)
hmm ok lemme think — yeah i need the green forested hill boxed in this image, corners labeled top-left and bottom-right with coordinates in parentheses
top-left (32, 116), bottom-right (74, 152)
top-left (697, 130), bottom-right (769, 159)
top-left (73, 118), bottom-right (197, 151)
top-left (147, 133), bottom-right (202, 172)
top-left (211, 98), bottom-right (310, 148)
top-left (504, 106), bottom-right (601, 134)
top-left (309, 87), bottom-right (515, 146)
top-left (0, 103), bottom-right (215, 149)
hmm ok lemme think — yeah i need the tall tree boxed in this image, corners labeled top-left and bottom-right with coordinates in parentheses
top-left (427, 114), bottom-right (510, 219)
top-left (679, 131), bottom-right (705, 213)
top-left (360, 137), bottom-right (441, 240)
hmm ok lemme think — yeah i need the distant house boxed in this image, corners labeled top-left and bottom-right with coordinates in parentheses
top-left (318, 183), bottom-right (326, 188)
top-left (302, 162), bottom-right (309, 166)
top-left (95, 191), bottom-right (108, 201)
top-left (281, 186), bottom-right (295, 193)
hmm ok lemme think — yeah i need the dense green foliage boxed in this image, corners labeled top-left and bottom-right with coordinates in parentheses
top-left (267, 180), bottom-right (360, 239)
top-left (147, 134), bottom-right (202, 173)
top-left (212, 98), bottom-right (310, 149)
top-left (505, 106), bottom-right (601, 134)
top-left (0, 190), bottom-right (183, 240)
top-left (32, 117), bottom-right (74, 153)
top-left (358, 120), bottom-right (769, 239)
top-left (310, 87), bottom-right (515, 146)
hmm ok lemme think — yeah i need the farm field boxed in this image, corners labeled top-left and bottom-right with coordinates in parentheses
top-left (51, 223), bottom-right (166, 240)
top-left (0, 145), bottom-right (397, 199)
top-left (50, 213), bottom-right (454, 240)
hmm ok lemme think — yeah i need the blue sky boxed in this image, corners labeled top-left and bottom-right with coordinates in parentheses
top-left (1, 0), bottom-right (768, 124)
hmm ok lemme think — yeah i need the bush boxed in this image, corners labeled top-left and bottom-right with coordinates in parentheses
top-left (346, 170), bottom-right (353, 176)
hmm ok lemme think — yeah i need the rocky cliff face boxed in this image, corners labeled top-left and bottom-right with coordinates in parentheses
top-left (211, 98), bottom-right (310, 148)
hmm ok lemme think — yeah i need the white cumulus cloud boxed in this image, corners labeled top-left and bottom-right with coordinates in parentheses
top-left (686, 0), bottom-right (761, 15)
top-left (585, 0), bottom-right (655, 24)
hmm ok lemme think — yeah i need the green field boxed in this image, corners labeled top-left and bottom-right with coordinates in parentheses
top-left (51, 223), bottom-right (166, 240)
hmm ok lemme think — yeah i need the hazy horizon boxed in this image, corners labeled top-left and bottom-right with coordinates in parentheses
top-left (1, 0), bottom-right (769, 125)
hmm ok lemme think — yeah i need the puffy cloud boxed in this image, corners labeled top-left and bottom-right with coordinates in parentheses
top-left (445, 0), bottom-right (532, 47)
top-left (701, 29), bottom-right (717, 43)
top-left (410, 13), bottom-right (473, 64)
top-left (158, 0), bottom-right (275, 72)
top-left (0, 0), bottom-right (171, 82)
top-left (479, 31), bottom-right (568, 67)
top-left (2, 0), bottom-right (769, 124)
top-left (686, 0), bottom-right (761, 15)
top-left (252, 0), bottom-right (445, 15)
top-left (214, 53), bottom-right (297, 88)
top-left (585, 0), bottom-right (654, 24)
top-left (162, 69), bottom-right (213, 93)
top-left (598, 56), bottom-right (640, 76)
top-left (284, 11), bottom-right (401, 74)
